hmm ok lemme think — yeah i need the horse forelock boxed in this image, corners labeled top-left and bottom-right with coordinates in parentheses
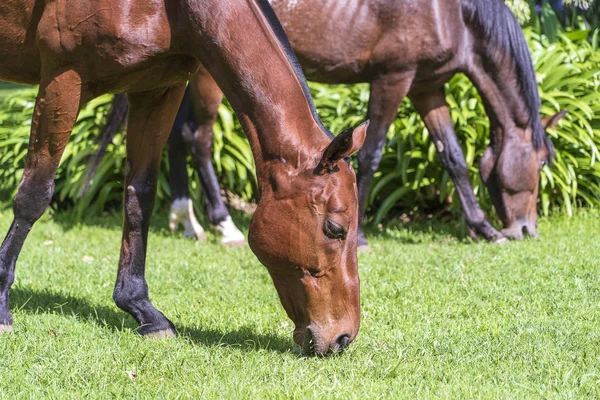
top-left (462, 0), bottom-right (547, 151)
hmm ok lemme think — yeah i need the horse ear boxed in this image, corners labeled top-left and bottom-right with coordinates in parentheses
top-left (480, 146), bottom-right (496, 183)
top-left (319, 121), bottom-right (369, 172)
top-left (541, 110), bottom-right (568, 130)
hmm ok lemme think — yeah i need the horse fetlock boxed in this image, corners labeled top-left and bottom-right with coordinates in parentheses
top-left (113, 287), bottom-right (175, 335)
top-left (215, 216), bottom-right (245, 246)
top-left (169, 198), bottom-right (207, 240)
top-left (0, 324), bottom-right (13, 334)
top-left (112, 282), bottom-right (148, 314)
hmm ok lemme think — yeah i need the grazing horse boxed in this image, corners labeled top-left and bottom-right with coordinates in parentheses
top-left (134, 0), bottom-right (566, 249)
top-left (0, 0), bottom-right (368, 356)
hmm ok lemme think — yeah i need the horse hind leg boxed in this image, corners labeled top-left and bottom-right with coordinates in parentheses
top-left (410, 89), bottom-right (505, 243)
top-left (188, 69), bottom-right (245, 246)
top-left (167, 97), bottom-right (207, 241)
top-left (168, 196), bottom-right (207, 241)
top-left (0, 70), bottom-right (83, 333)
top-left (112, 83), bottom-right (187, 338)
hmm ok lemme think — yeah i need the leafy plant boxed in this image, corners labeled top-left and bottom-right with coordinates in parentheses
top-left (0, 31), bottom-right (598, 226)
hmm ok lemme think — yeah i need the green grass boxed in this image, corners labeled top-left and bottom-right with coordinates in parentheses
top-left (0, 206), bottom-right (599, 398)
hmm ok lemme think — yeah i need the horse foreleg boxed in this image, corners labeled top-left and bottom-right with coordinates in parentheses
top-left (0, 70), bottom-right (83, 332)
top-left (356, 73), bottom-right (413, 250)
top-left (113, 84), bottom-right (187, 338)
top-left (410, 89), bottom-right (505, 243)
top-left (188, 69), bottom-right (245, 246)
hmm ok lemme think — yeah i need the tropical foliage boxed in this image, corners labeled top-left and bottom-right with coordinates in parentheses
top-left (0, 31), bottom-right (599, 226)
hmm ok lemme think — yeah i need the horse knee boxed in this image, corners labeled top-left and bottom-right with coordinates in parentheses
top-left (124, 183), bottom-right (156, 230)
top-left (13, 179), bottom-right (55, 224)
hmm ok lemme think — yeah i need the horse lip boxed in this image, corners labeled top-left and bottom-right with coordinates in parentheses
top-left (502, 220), bottom-right (538, 240)
top-left (299, 325), bottom-right (333, 356)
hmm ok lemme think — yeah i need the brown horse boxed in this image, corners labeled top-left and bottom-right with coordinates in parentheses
top-left (131, 0), bottom-right (566, 249)
top-left (0, 0), bottom-right (368, 356)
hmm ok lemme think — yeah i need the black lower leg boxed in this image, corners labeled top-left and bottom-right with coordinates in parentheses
top-left (168, 91), bottom-right (192, 201)
top-left (0, 181), bottom-right (55, 326)
top-left (0, 221), bottom-right (29, 326)
top-left (113, 184), bottom-right (175, 335)
top-left (168, 130), bottom-right (191, 201)
top-left (190, 128), bottom-right (230, 225)
top-left (410, 90), bottom-right (503, 241)
top-left (114, 84), bottom-right (187, 336)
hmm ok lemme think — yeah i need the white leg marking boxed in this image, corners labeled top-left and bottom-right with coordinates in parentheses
top-left (169, 198), bottom-right (207, 240)
top-left (216, 216), bottom-right (245, 246)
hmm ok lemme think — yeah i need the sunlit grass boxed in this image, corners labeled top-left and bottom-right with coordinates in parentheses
top-left (0, 207), bottom-right (599, 398)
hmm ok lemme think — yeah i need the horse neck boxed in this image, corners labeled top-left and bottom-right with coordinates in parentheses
top-left (466, 50), bottom-right (533, 147)
top-left (182, 0), bottom-right (330, 187)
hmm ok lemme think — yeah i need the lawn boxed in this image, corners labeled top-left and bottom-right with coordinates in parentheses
top-left (0, 206), bottom-right (599, 398)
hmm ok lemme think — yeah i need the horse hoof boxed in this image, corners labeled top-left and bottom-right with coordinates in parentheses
top-left (144, 328), bottom-right (176, 339)
top-left (0, 324), bottom-right (13, 334)
top-left (494, 237), bottom-right (508, 245)
top-left (358, 244), bottom-right (371, 253)
top-left (222, 239), bottom-right (246, 247)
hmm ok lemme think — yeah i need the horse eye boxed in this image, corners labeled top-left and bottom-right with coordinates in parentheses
top-left (324, 219), bottom-right (347, 240)
top-left (307, 268), bottom-right (322, 277)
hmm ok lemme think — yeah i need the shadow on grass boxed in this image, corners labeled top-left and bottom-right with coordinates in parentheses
top-left (10, 286), bottom-right (293, 354)
top-left (179, 325), bottom-right (295, 354)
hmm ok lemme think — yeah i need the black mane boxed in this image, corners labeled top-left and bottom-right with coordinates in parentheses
top-left (462, 0), bottom-right (553, 158)
top-left (255, 0), bottom-right (335, 140)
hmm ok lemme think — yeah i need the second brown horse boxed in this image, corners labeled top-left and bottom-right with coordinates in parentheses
top-left (122, 0), bottom-right (565, 249)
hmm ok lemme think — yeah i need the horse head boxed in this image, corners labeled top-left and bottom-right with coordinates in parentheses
top-left (480, 111), bottom-right (567, 239)
top-left (249, 122), bottom-right (368, 356)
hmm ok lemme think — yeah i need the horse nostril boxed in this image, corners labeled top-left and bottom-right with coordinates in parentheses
top-left (333, 334), bottom-right (351, 352)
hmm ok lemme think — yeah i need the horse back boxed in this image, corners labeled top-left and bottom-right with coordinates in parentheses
top-left (0, 0), bottom-right (198, 93)
top-left (271, 0), bottom-right (468, 84)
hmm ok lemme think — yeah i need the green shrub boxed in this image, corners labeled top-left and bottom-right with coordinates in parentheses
top-left (0, 31), bottom-right (598, 226)
top-left (0, 92), bottom-right (255, 221)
